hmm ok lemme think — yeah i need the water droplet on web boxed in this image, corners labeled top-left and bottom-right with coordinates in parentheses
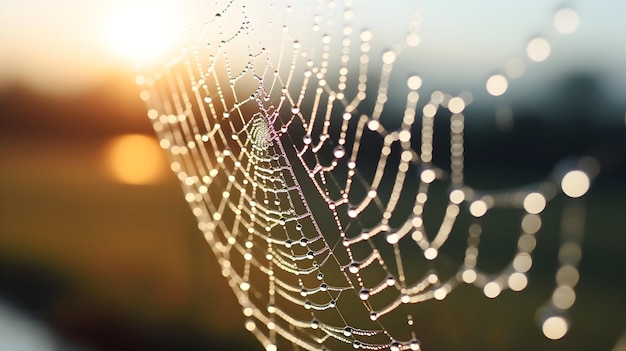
top-left (303, 135), bottom-right (312, 145)
top-left (390, 341), bottom-right (402, 351)
top-left (333, 146), bottom-right (345, 158)
top-left (348, 262), bottom-right (360, 274)
top-left (359, 289), bottom-right (370, 300)
top-left (291, 106), bottom-right (300, 114)
top-left (223, 112), bottom-right (230, 119)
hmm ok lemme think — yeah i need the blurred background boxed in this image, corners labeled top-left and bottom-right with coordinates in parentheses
top-left (0, 1), bottom-right (625, 350)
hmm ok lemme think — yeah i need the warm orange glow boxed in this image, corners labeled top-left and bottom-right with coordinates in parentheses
top-left (102, 1), bottom-right (183, 63)
top-left (105, 134), bottom-right (167, 185)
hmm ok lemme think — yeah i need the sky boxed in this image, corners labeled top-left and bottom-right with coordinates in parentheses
top-left (0, 0), bottom-right (624, 100)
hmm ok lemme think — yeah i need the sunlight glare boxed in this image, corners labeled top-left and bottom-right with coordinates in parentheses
top-left (102, 1), bottom-right (183, 63)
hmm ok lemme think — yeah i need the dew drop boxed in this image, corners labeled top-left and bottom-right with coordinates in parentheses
top-left (311, 319), bottom-right (319, 329)
top-left (348, 262), bottom-right (360, 274)
top-left (359, 289), bottom-right (370, 300)
top-left (333, 146), bottom-right (346, 158)
top-left (390, 341), bottom-right (401, 351)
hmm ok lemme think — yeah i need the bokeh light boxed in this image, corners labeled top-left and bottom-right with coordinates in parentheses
top-left (527, 38), bottom-right (551, 62)
top-left (523, 192), bottom-right (547, 214)
top-left (483, 282), bottom-right (501, 298)
top-left (554, 8), bottom-right (580, 35)
top-left (448, 97), bottom-right (466, 113)
top-left (542, 316), bottom-right (568, 340)
top-left (104, 134), bottom-right (168, 185)
top-left (504, 58), bottom-right (525, 79)
top-left (561, 170), bottom-right (590, 198)
top-left (508, 272), bottom-right (528, 292)
top-left (486, 74), bottom-right (508, 96)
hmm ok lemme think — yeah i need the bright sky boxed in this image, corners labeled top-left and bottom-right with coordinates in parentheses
top-left (0, 0), bottom-right (184, 95)
top-left (0, 0), bottom-right (624, 98)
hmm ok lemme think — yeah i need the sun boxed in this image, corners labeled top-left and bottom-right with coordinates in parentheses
top-left (102, 1), bottom-right (183, 64)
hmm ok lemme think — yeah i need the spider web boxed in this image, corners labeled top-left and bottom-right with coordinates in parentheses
top-left (137, 1), bottom-right (595, 349)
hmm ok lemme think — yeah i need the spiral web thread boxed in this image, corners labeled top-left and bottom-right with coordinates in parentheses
top-left (137, 1), bottom-right (595, 349)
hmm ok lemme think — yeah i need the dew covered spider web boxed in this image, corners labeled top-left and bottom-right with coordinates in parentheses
top-left (137, 1), bottom-right (599, 349)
